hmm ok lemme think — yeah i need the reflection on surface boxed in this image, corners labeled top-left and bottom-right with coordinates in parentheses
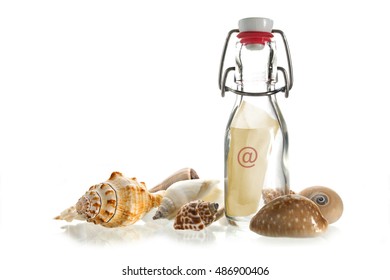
top-left (60, 219), bottom-right (229, 245)
top-left (59, 217), bottom-right (340, 246)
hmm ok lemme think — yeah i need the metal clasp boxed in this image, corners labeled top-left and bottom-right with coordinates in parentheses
top-left (218, 29), bottom-right (294, 98)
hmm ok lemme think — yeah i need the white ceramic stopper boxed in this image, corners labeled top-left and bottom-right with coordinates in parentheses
top-left (238, 17), bottom-right (273, 32)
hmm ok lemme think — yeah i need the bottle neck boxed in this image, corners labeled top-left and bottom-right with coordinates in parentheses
top-left (234, 35), bottom-right (277, 94)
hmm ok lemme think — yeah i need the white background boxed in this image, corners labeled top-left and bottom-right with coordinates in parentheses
top-left (1, 0), bottom-right (389, 279)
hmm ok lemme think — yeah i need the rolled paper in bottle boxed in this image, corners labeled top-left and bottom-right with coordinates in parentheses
top-left (226, 101), bottom-right (279, 217)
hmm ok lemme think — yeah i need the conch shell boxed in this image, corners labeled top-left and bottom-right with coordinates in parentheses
top-left (152, 179), bottom-right (219, 220)
top-left (174, 200), bottom-right (219, 231)
top-left (55, 172), bottom-right (164, 227)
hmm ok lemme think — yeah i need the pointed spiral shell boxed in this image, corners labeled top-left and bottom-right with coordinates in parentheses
top-left (173, 200), bottom-right (219, 231)
top-left (56, 172), bottom-right (164, 227)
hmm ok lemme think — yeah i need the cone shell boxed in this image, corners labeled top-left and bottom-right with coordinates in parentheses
top-left (56, 172), bottom-right (163, 227)
top-left (174, 200), bottom-right (219, 231)
top-left (152, 179), bottom-right (219, 220)
top-left (250, 194), bottom-right (328, 237)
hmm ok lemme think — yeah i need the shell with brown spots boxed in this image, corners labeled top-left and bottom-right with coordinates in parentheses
top-left (250, 194), bottom-right (328, 237)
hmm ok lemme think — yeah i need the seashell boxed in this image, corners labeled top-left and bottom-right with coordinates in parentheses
top-left (174, 200), bottom-right (219, 231)
top-left (148, 168), bottom-right (199, 193)
top-left (55, 172), bottom-right (164, 227)
top-left (152, 179), bottom-right (219, 220)
top-left (299, 186), bottom-right (343, 224)
top-left (262, 188), bottom-right (295, 204)
top-left (215, 207), bottom-right (225, 222)
top-left (55, 206), bottom-right (84, 222)
top-left (262, 186), bottom-right (343, 224)
top-left (250, 194), bottom-right (328, 237)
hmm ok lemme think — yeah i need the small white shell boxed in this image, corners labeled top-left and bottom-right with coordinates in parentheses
top-left (152, 179), bottom-right (219, 220)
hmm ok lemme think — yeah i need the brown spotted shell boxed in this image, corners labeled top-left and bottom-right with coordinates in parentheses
top-left (173, 200), bottom-right (219, 231)
top-left (262, 186), bottom-right (343, 224)
top-left (250, 194), bottom-right (328, 237)
top-left (56, 172), bottom-right (164, 227)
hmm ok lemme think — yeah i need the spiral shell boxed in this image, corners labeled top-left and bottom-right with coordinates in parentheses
top-left (55, 172), bottom-right (164, 227)
top-left (174, 200), bottom-right (219, 231)
top-left (299, 186), bottom-right (343, 224)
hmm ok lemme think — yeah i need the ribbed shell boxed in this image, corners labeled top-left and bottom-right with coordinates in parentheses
top-left (173, 200), bottom-right (219, 231)
top-left (75, 172), bottom-right (163, 227)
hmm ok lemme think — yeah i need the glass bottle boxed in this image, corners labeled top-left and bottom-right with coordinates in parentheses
top-left (219, 17), bottom-right (293, 228)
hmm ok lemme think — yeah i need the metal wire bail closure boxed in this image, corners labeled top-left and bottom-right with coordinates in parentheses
top-left (218, 29), bottom-right (294, 98)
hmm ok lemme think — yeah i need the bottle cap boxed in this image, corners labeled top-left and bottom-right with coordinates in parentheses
top-left (238, 17), bottom-right (273, 32)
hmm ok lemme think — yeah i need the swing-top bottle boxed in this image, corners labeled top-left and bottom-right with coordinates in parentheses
top-left (219, 17), bottom-right (293, 227)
